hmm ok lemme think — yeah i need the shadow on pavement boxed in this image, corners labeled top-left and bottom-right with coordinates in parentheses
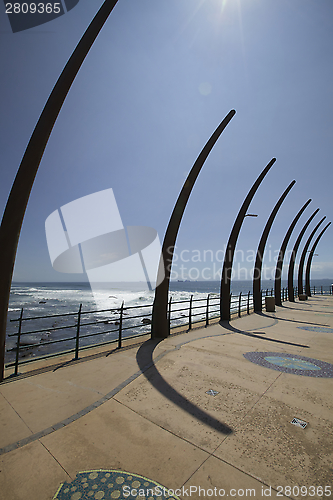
top-left (257, 311), bottom-right (328, 327)
top-left (136, 339), bottom-right (233, 435)
top-left (278, 305), bottom-right (331, 314)
top-left (220, 320), bottom-right (310, 348)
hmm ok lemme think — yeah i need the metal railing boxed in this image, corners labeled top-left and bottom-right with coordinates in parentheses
top-left (6, 284), bottom-right (333, 375)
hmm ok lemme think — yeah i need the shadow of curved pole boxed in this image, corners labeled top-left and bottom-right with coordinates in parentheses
top-left (0, 0), bottom-right (120, 382)
top-left (136, 340), bottom-right (233, 435)
top-left (220, 158), bottom-right (276, 321)
top-left (151, 110), bottom-right (236, 339)
top-left (257, 311), bottom-right (328, 327)
top-left (305, 222), bottom-right (331, 296)
top-left (219, 321), bottom-right (309, 349)
top-left (253, 180), bottom-right (296, 312)
top-left (297, 217), bottom-right (326, 295)
top-left (287, 208), bottom-right (320, 302)
top-left (274, 199), bottom-right (311, 306)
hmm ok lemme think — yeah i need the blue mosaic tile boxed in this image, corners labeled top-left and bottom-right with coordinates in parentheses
top-left (297, 326), bottom-right (333, 333)
top-left (243, 352), bottom-right (333, 377)
top-left (54, 470), bottom-right (181, 500)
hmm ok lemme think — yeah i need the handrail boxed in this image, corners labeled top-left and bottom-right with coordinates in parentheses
top-left (5, 284), bottom-right (332, 375)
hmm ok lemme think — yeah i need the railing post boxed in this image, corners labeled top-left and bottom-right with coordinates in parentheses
top-left (118, 301), bottom-right (124, 349)
top-left (205, 294), bottom-right (210, 327)
top-left (230, 293), bottom-right (232, 317)
top-left (321, 285), bottom-right (323, 295)
top-left (168, 296), bottom-right (172, 334)
top-left (314, 286), bottom-right (316, 295)
top-left (188, 295), bottom-right (193, 330)
top-left (238, 292), bottom-right (242, 317)
top-left (270, 288), bottom-right (273, 296)
top-left (247, 291), bottom-right (250, 315)
top-left (74, 304), bottom-right (82, 360)
top-left (266, 288), bottom-right (268, 296)
top-left (14, 308), bottom-right (24, 376)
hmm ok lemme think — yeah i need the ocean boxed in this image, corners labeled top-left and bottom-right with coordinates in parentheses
top-left (5, 279), bottom-right (332, 366)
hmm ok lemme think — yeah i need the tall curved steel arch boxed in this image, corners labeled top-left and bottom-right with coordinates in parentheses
top-left (305, 222), bottom-right (331, 296)
top-left (151, 110), bottom-right (236, 339)
top-left (287, 208), bottom-right (320, 302)
top-left (0, 0), bottom-right (125, 381)
top-left (253, 180), bottom-right (295, 312)
top-left (297, 216), bottom-right (326, 295)
top-left (219, 158), bottom-right (276, 321)
top-left (274, 199), bottom-right (311, 306)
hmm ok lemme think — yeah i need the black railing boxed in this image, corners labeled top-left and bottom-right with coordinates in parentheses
top-left (6, 284), bottom-right (333, 375)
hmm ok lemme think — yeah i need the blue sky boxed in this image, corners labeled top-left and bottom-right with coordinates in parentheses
top-left (0, 0), bottom-right (332, 283)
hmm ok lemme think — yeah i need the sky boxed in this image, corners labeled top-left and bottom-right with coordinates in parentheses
top-left (0, 0), bottom-right (332, 283)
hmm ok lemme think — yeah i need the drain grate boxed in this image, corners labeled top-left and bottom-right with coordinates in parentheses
top-left (291, 417), bottom-right (307, 429)
top-left (206, 390), bottom-right (219, 396)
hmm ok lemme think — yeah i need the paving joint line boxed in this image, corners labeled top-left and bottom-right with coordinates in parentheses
top-left (112, 397), bottom-right (218, 456)
top-left (229, 372), bottom-right (283, 433)
top-left (39, 440), bottom-right (73, 481)
top-left (180, 442), bottom-right (278, 495)
top-left (0, 390), bottom-right (34, 435)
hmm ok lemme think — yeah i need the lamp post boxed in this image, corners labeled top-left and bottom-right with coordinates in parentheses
top-left (297, 217), bottom-right (326, 296)
top-left (220, 159), bottom-right (276, 321)
top-left (287, 208), bottom-right (320, 302)
top-left (0, 0), bottom-right (120, 382)
top-left (151, 110), bottom-right (236, 339)
top-left (305, 222), bottom-right (331, 296)
top-left (252, 181), bottom-right (295, 312)
top-left (274, 199), bottom-right (311, 306)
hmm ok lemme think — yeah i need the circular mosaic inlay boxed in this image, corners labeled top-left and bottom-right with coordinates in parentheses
top-left (264, 356), bottom-right (321, 371)
top-left (243, 352), bottom-right (333, 377)
top-left (54, 470), bottom-right (181, 500)
top-left (297, 326), bottom-right (333, 333)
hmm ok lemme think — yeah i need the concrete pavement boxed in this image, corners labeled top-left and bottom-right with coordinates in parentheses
top-left (0, 295), bottom-right (332, 500)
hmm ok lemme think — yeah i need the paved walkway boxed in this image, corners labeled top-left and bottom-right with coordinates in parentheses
top-left (0, 295), bottom-right (332, 500)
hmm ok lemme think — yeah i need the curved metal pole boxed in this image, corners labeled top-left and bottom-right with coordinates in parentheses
top-left (274, 199), bottom-right (311, 306)
top-left (0, 0), bottom-right (120, 382)
top-left (305, 222), bottom-right (331, 296)
top-left (151, 110), bottom-right (236, 339)
top-left (253, 180), bottom-right (296, 312)
top-left (297, 216), bottom-right (326, 295)
top-left (287, 208), bottom-right (320, 302)
top-left (219, 158), bottom-right (276, 321)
